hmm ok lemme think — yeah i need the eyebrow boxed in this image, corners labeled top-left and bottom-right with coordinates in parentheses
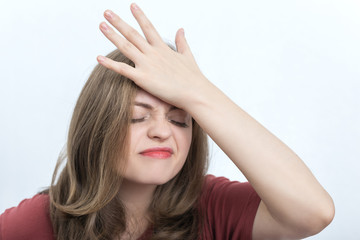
top-left (134, 102), bottom-right (153, 109)
top-left (134, 102), bottom-right (182, 112)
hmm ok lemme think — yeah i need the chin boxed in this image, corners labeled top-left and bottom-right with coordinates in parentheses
top-left (124, 167), bottom-right (181, 186)
top-left (139, 172), bottom-right (178, 186)
top-left (125, 160), bottom-right (184, 184)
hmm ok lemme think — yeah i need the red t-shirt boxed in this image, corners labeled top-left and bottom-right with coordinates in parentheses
top-left (0, 175), bottom-right (261, 240)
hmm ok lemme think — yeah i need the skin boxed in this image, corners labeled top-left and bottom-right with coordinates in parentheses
top-left (118, 89), bottom-right (192, 239)
top-left (123, 89), bottom-right (192, 186)
top-left (98, 3), bottom-right (335, 239)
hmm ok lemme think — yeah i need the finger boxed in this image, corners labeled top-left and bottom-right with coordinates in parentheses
top-left (97, 55), bottom-right (139, 83)
top-left (104, 10), bottom-right (151, 54)
top-left (130, 3), bottom-right (164, 46)
top-left (99, 22), bottom-right (143, 64)
top-left (175, 28), bottom-right (189, 55)
top-left (175, 28), bottom-right (196, 59)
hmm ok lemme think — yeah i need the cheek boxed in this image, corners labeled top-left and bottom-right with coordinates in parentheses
top-left (128, 125), bottom-right (145, 152)
top-left (174, 128), bottom-right (193, 157)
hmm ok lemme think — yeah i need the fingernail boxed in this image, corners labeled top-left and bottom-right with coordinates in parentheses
top-left (97, 55), bottom-right (106, 62)
top-left (180, 28), bottom-right (185, 37)
top-left (131, 3), bottom-right (139, 10)
top-left (100, 22), bottom-right (108, 30)
top-left (104, 10), bottom-right (113, 19)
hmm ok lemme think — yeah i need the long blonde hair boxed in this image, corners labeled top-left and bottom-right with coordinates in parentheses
top-left (49, 48), bottom-right (209, 239)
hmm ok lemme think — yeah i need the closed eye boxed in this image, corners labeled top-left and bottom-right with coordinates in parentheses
top-left (131, 117), bottom-right (146, 123)
top-left (169, 119), bottom-right (189, 128)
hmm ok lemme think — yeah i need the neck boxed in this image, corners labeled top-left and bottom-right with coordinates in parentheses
top-left (117, 180), bottom-right (156, 239)
top-left (118, 179), bottom-right (157, 219)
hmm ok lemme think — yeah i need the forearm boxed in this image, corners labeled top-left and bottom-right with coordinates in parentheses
top-left (186, 79), bottom-right (334, 229)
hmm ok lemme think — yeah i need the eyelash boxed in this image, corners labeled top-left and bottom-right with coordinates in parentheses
top-left (131, 118), bottom-right (189, 128)
top-left (131, 118), bottom-right (146, 123)
top-left (169, 120), bottom-right (189, 128)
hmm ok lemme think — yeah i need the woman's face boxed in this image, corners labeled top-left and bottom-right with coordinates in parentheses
top-left (123, 89), bottom-right (193, 185)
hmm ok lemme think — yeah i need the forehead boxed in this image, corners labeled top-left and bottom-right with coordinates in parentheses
top-left (133, 89), bottom-right (172, 109)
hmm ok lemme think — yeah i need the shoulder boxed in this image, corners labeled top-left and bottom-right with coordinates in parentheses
top-left (0, 194), bottom-right (54, 240)
top-left (200, 174), bottom-right (261, 240)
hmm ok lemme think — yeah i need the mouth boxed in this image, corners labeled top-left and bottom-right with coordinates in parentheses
top-left (140, 147), bottom-right (174, 159)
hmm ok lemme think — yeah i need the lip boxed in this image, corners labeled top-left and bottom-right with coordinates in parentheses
top-left (140, 147), bottom-right (174, 159)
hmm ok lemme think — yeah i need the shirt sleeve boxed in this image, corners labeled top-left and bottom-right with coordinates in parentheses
top-left (0, 194), bottom-right (54, 240)
top-left (201, 174), bottom-right (261, 240)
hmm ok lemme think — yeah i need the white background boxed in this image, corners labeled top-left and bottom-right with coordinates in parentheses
top-left (0, 0), bottom-right (359, 239)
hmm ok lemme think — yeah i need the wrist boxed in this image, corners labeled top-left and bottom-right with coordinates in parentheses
top-left (182, 78), bottom-right (225, 118)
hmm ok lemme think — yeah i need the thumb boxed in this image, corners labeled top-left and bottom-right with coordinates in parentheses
top-left (175, 28), bottom-right (192, 56)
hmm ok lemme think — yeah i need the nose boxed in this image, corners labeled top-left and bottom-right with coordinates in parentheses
top-left (147, 117), bottom-right (172, 141)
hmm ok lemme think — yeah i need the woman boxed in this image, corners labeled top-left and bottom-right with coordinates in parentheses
top-left (0, 3), bottom-right (334, 240)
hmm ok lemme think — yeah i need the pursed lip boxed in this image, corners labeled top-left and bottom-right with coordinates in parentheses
top-left (140, 147), bottom-right (174, 159)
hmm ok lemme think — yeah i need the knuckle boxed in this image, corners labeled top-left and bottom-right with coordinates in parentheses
top-left (115, 63), bottom-right (125, 73)
top-left (142, 21), bottom-right (153, 31)
top-left (120, 41), bottom-right (133, 51)
top-left (112, 13), bottom-right (120, 22)
top-left (125, 28), bottom-right (138, 38)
